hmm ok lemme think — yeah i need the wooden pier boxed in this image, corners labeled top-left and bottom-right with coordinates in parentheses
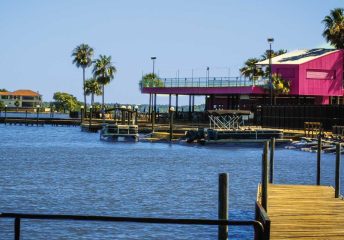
top-left (257, 140), bottom-right (344, 239)
top-left (258, 184), bottom-right (344, 239)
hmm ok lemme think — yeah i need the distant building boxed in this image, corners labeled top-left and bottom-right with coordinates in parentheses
top-left (141, 48), bottom-right (343, 111)
top-left (0, 90), bottom-right (42, 108)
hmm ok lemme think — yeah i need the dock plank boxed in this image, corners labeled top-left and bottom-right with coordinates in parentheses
top-left (267, 184), bottom-right (344, 239)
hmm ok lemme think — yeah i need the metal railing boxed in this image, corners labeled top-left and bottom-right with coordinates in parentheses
top-left (145, 77), bottom-right (268, 88)
top-left (0, 212), bottom-right (268, 240)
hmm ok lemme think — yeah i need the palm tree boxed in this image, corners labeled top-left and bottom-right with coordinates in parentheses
top-left (260, 49), bottom-right (287, 60)
top-left (139, 73), bottom-right (164, 89)
top-left (240, 58), bottom-right (263, 80)
top-left (85, 78), bottom-right (102, 106)
top-left (72, 44), bottom-right (94, 110)
top-left (92, 55), bottom-right (116, 120)
top-left (322, 8), bottom-right (344, 49)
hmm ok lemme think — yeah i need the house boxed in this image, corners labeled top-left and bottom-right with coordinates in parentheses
top-left (141, 48), bottom-right (343, 112)
top-left (0, 90), bottom-right (42, 108)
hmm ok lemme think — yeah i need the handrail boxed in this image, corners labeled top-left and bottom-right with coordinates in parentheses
top-left (0, 212), bottom-right (267, 240)
top-left (143, 77), bottom-right (268, 88)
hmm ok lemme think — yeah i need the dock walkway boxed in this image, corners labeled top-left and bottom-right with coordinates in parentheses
top-left (265, 184), bottom-right (344, 239)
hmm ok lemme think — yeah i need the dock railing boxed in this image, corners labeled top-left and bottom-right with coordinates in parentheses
top-left (0, 212), bottom-right (267, 240)
top-left (148, 77), bottom-right (268, 88)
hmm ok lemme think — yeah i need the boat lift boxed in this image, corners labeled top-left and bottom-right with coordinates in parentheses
top-left (207, 110), bottom-right (252, 130)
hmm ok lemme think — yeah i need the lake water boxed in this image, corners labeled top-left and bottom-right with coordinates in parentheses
top-left (0, 125), bottom-right (342, 239)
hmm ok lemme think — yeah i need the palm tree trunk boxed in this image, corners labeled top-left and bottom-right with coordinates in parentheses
top-left (91, 93), bottom-right (94, 106)
top-left (102, 84), bottom-right (105, 122)
top-left (83, 67), bottom-right (87, 111)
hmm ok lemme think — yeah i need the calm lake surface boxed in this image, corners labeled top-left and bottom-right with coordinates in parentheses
top-left (0, 125), bottom-right (342, 239)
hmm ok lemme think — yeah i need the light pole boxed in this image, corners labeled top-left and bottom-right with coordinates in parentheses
top-left (80, 105), bottom-right (84, 124)
top-left (4, 104), bottom-right (7, 125)
top-left (206, 67), bottom-right (210, 86)
top-left (134, 105), bottom-right (139, 125)
top-left (36, 104), bottom-right (40, 126)
top-left (169, 106), bottom-right (175, 141)
top-left (267, 38), bottom-right (274, 105)
top-left (89, 105), bottom-right (93, 129)
top-left (151, 57), bottom-right (157, 114)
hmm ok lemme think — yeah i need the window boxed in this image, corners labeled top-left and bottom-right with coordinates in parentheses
top-left (22, 96), bottom-right (34, 100)
top-left (306, 69), bottom-right (335, 80)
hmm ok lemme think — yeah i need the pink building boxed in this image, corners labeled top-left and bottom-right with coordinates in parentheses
top-left (257, 48), bottom-right (344, 105)
top-left (142, 48), bottom-right (344, 112)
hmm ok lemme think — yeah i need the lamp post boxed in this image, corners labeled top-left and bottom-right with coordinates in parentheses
top-left (206, 67), bottom-right (210, 87)
top-left (134, 105), bottom-right (139, 125)
top-left (4, 104), bottom-right (7, 125)
top-left (169, 107), bottom-right (175, 141)
top-left (89, 105), bottom-right (93, 129)
top-left (80, 105), bottom-right (84, 124)
top-left (121, 105), bottom-right (126, 125)
top-left (36, 104), bottom-right (40, 126)
top-left (151, 56), bottom-right (157, 114)
top-left (267, 38), bottom-right (274, 105)
top-left (127, 105), bottom-right (132, 124)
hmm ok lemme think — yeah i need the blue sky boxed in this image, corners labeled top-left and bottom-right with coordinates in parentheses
top-left (0, 0), bottom-right (341, 104)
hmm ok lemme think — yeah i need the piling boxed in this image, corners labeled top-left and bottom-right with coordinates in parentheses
top-left (15, 218), bottom-right (20, 240)
top-left (335, 143), bottom-right (341, 198)
top-left (269, 138), bottom-right (275, 184)
top-left (151, 111), bottom-right (155, 133)
top-left (262, 141), bottom-right (269, 212)
top-left (317, 135), bottom-right (321, 185)
top-left (169, 109), bottom-right (174, 141)
top-left (218, 173), bottom-right (228, 240)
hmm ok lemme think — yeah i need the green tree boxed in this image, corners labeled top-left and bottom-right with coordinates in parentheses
top-left (85, 78), bottom-right (102, 106)
top-left (139, 73), bottom-right (164, 89)
top-left (240, 58), bottom-right (264, 80)
top-left (0, 101), bottom-right (4, 109)
top-left (260, 49), bottom-right (287, 61)
top-left (92, 55), bottom-right (116, 119)
top-left (53, 92), bottom-right (80, 113)
top-left (72, 44), bottom-right (94, 111)
top-left (322, 8), bottom-right (344, 49)
top-left (0, 89), bottom-right (8, 92)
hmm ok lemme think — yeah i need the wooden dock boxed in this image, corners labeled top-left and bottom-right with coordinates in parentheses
top-left (261, 184), bottom-right (344, 239)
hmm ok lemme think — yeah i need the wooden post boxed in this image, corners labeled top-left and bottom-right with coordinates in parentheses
top-left (317, 135), bottom-right (321, 185)
top-left (218, 173), bottom-right (228, 240)
top-left (335, 143), bottom-right (341, 198)
top-left (15, 217), bottom-right (20, 240)
top-left (151, 111), bottom-right (155, 133)
top-left (25, 110), bottom-right (28, 126)
top-left (262, 141), bottom-right (269, 212)
top-left (169, 110), bottom-right (174, 141)
top-left (269, 138), bottom-right (275, 184)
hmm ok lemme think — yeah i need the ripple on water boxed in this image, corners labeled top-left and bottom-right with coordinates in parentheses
top-left (0, 125), bottom-right (341, 239)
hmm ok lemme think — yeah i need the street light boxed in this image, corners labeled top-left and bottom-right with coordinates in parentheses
top-left (4, 104), bottom-right (7, 125)
top-left (267, 38), bottom-right (274, 105)
top-left (80, 105), bottom-right (84, 124)
top-left (151, 57), bottom-right (157, 115)
top-left (206, 67), bottom-right (210, 86)
top-left (89, 105), bottom-right (93, 129)
top-left (169, 107), bottom-right (175, 141)
top-left (134, 105), bottom-right (139, 125)
top-left (36, 105), bottom-right (40, 126)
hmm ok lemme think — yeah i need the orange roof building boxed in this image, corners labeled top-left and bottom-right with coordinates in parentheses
top-left (0, 89), bottom-right (42, 108)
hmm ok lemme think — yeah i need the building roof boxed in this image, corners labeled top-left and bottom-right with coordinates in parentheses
top-left (0, 89), bottom-right (41, 97)
top-left (256, 48), bottom-right (340, 65)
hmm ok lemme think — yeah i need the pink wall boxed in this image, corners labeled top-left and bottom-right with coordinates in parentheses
top-left (298, 50), bottom-right (343, 96)
top-left (272, 64), bottom-right (299, 95)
